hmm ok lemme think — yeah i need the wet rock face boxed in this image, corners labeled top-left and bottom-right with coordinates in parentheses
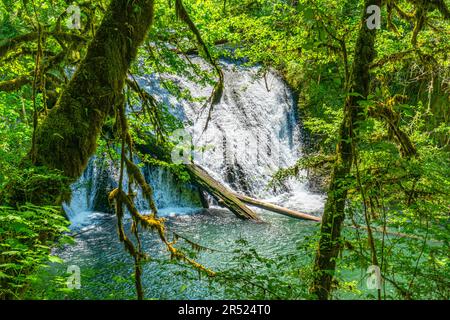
top-left (91, 159), bottom-right (117, 214)
top-left (224, 162), bottom-right (251, 196)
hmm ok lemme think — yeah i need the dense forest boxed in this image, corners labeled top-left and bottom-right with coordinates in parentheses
top-left (0, 0), bottom-right (449, 301)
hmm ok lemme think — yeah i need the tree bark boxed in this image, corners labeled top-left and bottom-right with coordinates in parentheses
top-left (33, 0), bottom-right (155, 179)
top-left (310, 0), bottom-right (381, 300)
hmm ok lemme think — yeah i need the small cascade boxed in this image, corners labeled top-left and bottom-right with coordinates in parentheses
top-left (63, 157), bottom-right (118, 226)
top-left (62, 158), bottom-right (109, 221)
top-left (131, 164), bottom-right (203, 216)
top-left (141, 165), bottom-right (203, 215)
top-left (63, 156), bottom-right (203, 226)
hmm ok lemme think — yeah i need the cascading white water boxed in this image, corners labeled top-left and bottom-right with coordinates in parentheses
top-left (62, 158), bottom-right (103, 225)
top-left (63, 158), bottom-right (203, 227)
top-left (138, 164), bottom-right (203, 216)
top-left (64, 58), bottom-right (323, 226)
top-left (138, 58), bottom-right (324, 213)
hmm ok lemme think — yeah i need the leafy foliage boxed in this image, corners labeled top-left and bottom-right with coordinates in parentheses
top-left (0, 0), bottom-right (449, 300)
top-left (0, 204), bottom-right (71, 299)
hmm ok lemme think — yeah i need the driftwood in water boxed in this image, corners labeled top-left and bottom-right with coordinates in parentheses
top-left (184, 164), bottom-right (260, 220)
top-left (232, 193), bottom-right (321, 222)
top-left (185, 162), bottom-right (321, 222)
top-left (135, 134), bottom-right (315, 222)
top-left (136, 135), bottom-right (321, 221)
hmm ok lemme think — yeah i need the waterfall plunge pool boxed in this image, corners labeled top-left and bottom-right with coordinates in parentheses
top-left (34, 205), bottom-right (322, 299)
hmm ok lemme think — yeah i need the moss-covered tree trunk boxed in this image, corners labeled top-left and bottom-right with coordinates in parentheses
top-left (310, 0), bottom-right (381, 300)
top-left (33, 0), bottom-right (155, 179)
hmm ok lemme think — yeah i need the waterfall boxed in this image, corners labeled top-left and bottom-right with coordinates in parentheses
top-left (62, 157), bottom-right (114, 224)
top-left (64, 58), bottom-right (323, 225)
top-left (138, 58), bottom-right (324, 212)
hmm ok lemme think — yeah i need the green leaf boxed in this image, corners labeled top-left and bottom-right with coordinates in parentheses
top-left (48, 255), bottom-right (64, 264)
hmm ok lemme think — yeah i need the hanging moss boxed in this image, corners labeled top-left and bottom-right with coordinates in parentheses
top-left (368, 96), bottom-right (418, 158)
top-left (125, 157), bottom-right (158, 214)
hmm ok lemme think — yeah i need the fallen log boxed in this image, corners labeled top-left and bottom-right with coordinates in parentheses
top-left (184, 164), bottom-right (260, 220)
top-left (133, 132), bottom-right (314, 222)
top-left (232, 193), bottom-right (322, 222)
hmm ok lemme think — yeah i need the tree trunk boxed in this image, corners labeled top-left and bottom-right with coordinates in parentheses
top-left (33, 0), bottom-right (155, 179)
top-left (310, 0), bottom-right (381, 300)
top-left (1, 0), bottom-right (157, 207)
